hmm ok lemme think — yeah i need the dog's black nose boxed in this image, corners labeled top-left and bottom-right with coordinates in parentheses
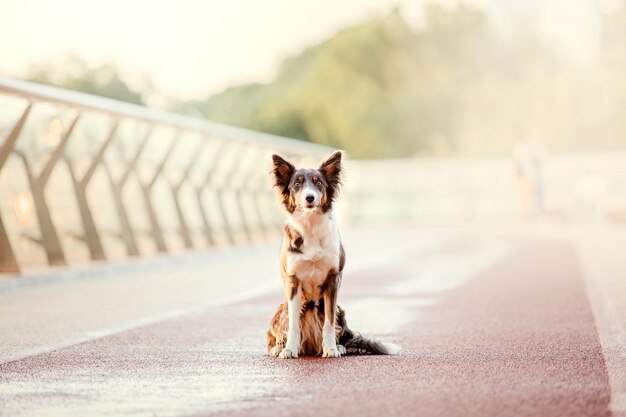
top-left (305, 195), bottom-right (315, 203)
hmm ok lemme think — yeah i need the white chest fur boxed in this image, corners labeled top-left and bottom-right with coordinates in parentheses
top-left (285, 210), bottom-right (340, 287)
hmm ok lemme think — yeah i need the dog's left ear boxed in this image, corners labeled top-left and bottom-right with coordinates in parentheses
top-left (319, 150), bottom-right (342, 186)
top-left (272, 154), bottom-right (295, 193)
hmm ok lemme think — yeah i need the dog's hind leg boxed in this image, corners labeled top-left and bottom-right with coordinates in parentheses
top-left (268, 333), bottom-right (285, 357)
top-left (267, 304), bottom-right (287, 357)
top-left (321, 270), bottom-right (342, 358)
top-left (280, 276), bottom-right (302, 358)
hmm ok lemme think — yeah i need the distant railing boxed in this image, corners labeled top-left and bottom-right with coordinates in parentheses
top-left (347, 154), bottom-right (626, 226)
top-left (0, 77), bottom-right (333, 275)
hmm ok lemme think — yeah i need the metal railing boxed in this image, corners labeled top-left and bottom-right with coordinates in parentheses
top-left (0, 77), bottom-right (333, 275)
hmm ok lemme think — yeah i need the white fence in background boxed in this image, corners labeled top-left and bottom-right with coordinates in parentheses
top-left (346, 153), bottom-right (626, 225)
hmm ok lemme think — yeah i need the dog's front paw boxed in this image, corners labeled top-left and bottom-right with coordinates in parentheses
top-left (269, 345), bottom-right (283, 357)
top-left (322, 346), bottom-right (342, 358)
top-left (279, 348), bottom-right (298, 359)
top-left (337, 344), bottom-right (346, 355)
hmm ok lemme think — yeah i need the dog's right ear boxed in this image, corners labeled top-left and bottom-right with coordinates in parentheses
top-left (271, 154), bottom-right (295, 194)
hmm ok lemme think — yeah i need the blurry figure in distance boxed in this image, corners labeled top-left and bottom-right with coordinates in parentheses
top-left (512, 140), bottom-right (545, 220)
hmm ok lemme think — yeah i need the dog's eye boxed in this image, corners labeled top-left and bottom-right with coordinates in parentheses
top-left (294, 182), bottom-right (300, 187)
top-left (316, 181), bottom-right (323, 187)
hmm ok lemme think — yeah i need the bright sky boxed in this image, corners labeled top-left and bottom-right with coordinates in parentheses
top-left (0, 0), bottom-right (616, 101)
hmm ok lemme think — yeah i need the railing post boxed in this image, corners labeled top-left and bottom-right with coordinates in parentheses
top-left (214, 146), bottom-right (241, 245)
top-left (238, 146), bottom-right (274, 242)
top-left (0, 215), bottom-right (19, 274)
top-left (0, 104), bottom-right (31, 273)
top-left (251, 154), bottom-right (274, 241)
top-left (139, 133), bottom-right (178, 252)
top-left (194, 141), bottom-right (223, 247)
top-left (170, 141), bottom-right (204, 249)
top-left (66, 120), bottom-right (119, 261)
top-left (14, 112), bottom-right (80, 267)
top-left (105, 125), bottom-right (153, 257)
top-left (232, 146), bottom-right (261, 243)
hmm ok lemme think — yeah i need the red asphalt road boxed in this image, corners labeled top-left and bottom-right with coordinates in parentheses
top-left (0, 235), bottom-right (612, 417)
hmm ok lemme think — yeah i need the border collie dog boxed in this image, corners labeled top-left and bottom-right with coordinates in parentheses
top-left (267, 151), bottom-right (399, 358)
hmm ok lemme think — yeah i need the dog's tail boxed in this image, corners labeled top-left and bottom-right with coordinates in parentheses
top-left (336, 307), bottom-right (401, 355)
top-left (343, 333), bottom-right (401, 355)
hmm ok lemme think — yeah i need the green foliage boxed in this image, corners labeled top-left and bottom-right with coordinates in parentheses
top-left (176, 11), bottom-right (421, 158)
top-left (176, 2), bottom-right (626, 158)
top-left (26, 55), bottom-right (145, 105)
top-left (173, 5), bottom-right (504, 157)
top-left (171, 5), bottom-right (496, 157)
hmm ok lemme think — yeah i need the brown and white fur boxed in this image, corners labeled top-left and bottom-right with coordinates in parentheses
top-left (267, 151), bottom-right (399, 358)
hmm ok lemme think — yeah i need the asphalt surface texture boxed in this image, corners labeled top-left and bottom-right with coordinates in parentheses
top-left (0, 226), bottom-right (624, 417)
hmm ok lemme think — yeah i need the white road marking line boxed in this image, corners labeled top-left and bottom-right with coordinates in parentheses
top-left (0, 282), bottom-right (280, 365)
top-left (578, 243), bottom-right (626, 415)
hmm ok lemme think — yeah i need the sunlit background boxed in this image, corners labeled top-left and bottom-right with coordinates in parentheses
top-left (3, 0), bottom-right (625, 156)
top-left (2, 4), bottom-right (626, 415)
top-left (1, 0), bottom-right (625, 274)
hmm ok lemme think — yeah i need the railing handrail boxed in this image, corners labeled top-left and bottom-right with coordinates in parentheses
top-left (0, 76), bottom-right (333, 155)
top-left (0, 76), bottom-right (340, 275)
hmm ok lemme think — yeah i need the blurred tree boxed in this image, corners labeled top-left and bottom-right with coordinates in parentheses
top-left (26, 55), bottom-right (146, 105)
top-left (175, 1), bottom-right (626, 158)
top-left (176, 12), bottom-right (415, 158)
top-left (174, 5), bottom-right (502, 158)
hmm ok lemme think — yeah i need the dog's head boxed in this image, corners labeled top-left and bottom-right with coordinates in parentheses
top-left (272, 151), bottom-right (343, 213)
